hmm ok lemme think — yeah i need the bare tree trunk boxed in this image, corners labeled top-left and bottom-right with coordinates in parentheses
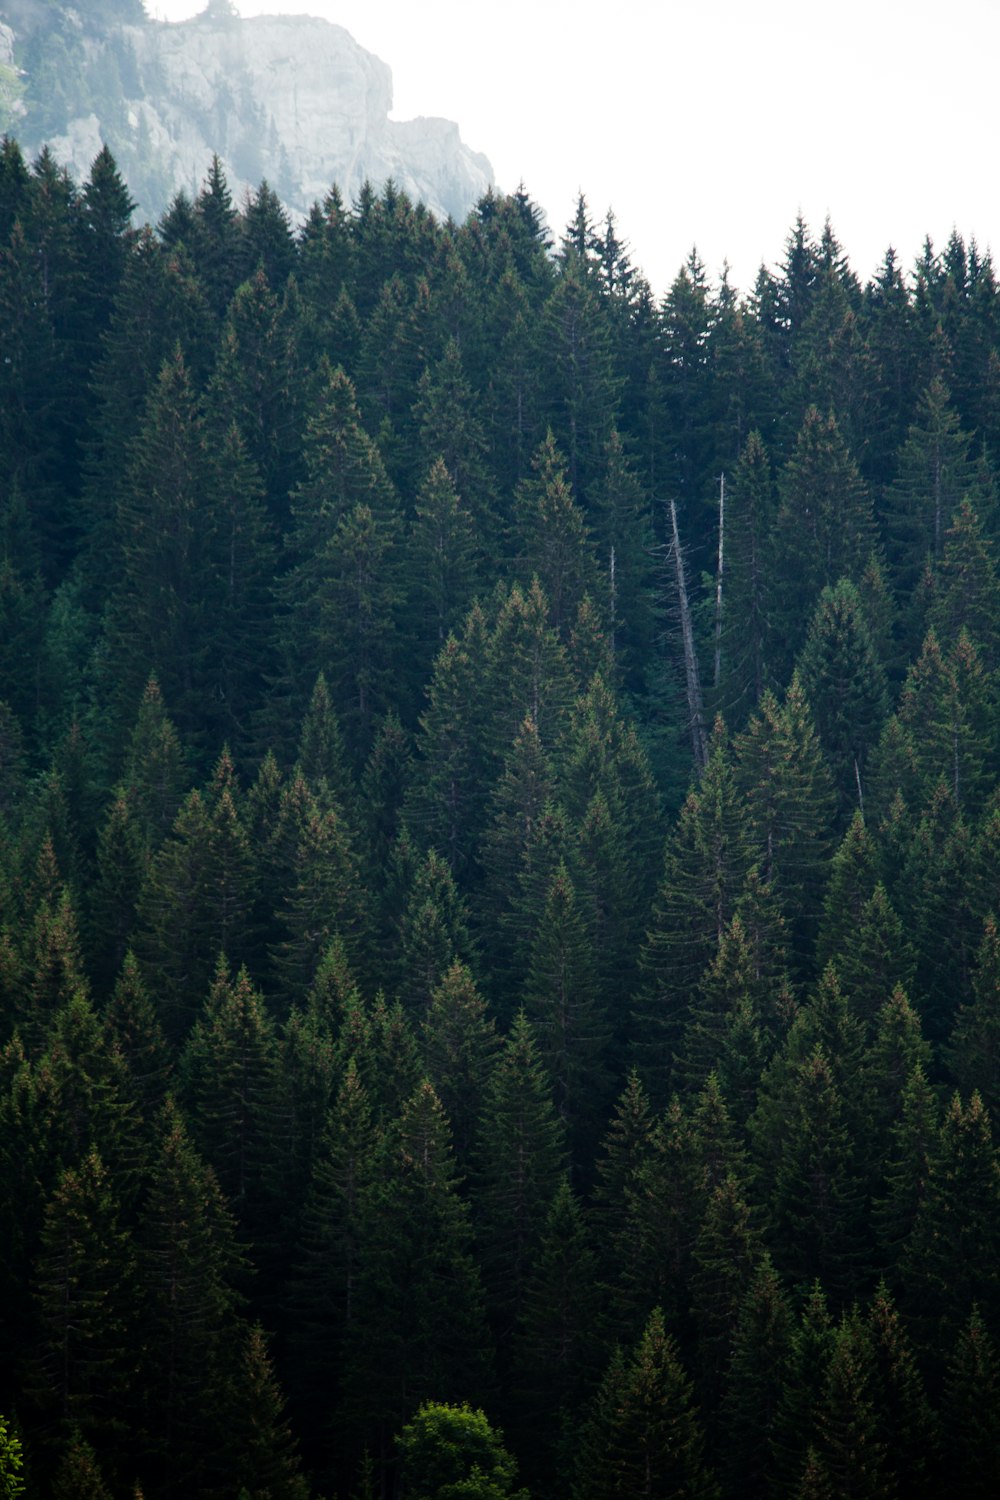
top-left (714, 473), bottom-right (725, 692)
top-left (669, 499), bottom-right (707, 771)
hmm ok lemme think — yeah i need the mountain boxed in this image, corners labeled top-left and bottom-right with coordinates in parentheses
top-left (0, 1), bottom-right (494, 224)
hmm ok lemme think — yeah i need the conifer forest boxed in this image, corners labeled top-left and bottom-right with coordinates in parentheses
top-left (3, 135), bottom-right (1000, 1498)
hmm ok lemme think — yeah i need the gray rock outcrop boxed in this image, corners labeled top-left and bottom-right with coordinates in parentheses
top-left (2, 6), bottom-right (494, 225)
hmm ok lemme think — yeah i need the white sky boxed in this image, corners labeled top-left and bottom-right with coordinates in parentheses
top-left (146, 0), bottom-right (1000, 299)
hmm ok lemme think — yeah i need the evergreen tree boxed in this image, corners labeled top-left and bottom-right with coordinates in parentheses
top-left (795, 580), bottom-right (889, 819)
top-left (180, 958), bottom-right (278, 1229)
top-left (343, 1082), bottom-right (490, 1465)
top-left (718, 429), bottom-right (777, 722)
top-left (904, 1091), bottom-right (1000, 1345)
top-left (735, 674), bottom-right (836, 972)
top-left (286, 1058), bottom-right (380, 1458)
top-left (513, 431), bottom-right (597, 635)
top-left (29, 1150), bottom-right (136, 1450)
top-left (770, 407), bottom-right (876, 674)
top-left (134, 1100), bottom-right (243, 1496)
top-left (422, 961), bottom-right (500, 1167)
top-left (635, 724), bottom-right (754, 1097)
top-left (510, 1179), bottom-right (601, 1489)
top-left (523, 861), bottom-right (609, 1168)
top-left (220, 1324), bottom-right (309, 1500)
top-left (720, 1254), bottom-right (795, 1499)
top-left (941, 1307), bottom-right (1000, 1499)
top-left (574, 1306), bottom-right (718, 1500)
top-left (473, 1011), bottom-right (565, 1342)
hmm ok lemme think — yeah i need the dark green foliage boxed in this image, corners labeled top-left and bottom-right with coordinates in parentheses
top-left (904, 1090), bottom-right (1000, 1344)
top-left (720, 1254), bottom-right (794, 1497)
top-left (397, 1402), bottom-right (526, 1500)
top-left (574, 1306), bottom-right (719, 1500)
top-left (134, 1099), bottom-right (243, 1493)
top-left (942, 1307), bottom-right (1000, 1498)
top-left (343, 1082), bottom-right (490, 1459)
top-left (473, 1011), bottom-right (565, 1340)
top-left (523, 861), bottom-right (609, 1166)
top-left (4, 144), bottom-right (1000, 1494)
top-left (796, 581), bottom-right (889, 818)
top-left (770, 408), bottom-right (876, 674)
top-left (221, 1324), bottom-right (309, 1500)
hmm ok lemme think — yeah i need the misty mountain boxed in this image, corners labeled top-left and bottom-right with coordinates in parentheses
top-left (0, 0), bottom-right (494, 224)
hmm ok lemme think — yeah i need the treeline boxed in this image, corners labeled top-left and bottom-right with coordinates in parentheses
top-left (2, 135), bottom-right (1000, 1496)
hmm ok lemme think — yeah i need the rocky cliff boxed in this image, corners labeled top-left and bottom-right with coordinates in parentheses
top-left (1, 3), bottom-right (494, 225)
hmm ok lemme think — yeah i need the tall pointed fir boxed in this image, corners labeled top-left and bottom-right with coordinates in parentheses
top-left (573, 1307), bottom-right (719, 1500)
top-left (770, 407), bottom-right (876, 676)
top-left (342, 1082), bottom-right (490, 1470)
top-left (472, 1010), bottom-right (566, 1347)
top-left (134, 1100), bottom-right (243, 1497)
top-left (634, 722), bottom-right (754, 1098)
top-left (523, 861), bottom-right (610, 1171)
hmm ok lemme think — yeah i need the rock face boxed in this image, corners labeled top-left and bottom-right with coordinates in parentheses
top-left (2, 6), bottom-right (494, 225)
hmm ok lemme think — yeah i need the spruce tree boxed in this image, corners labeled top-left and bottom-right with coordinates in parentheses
top-left (573, 1307), bottom-right (718, 1500)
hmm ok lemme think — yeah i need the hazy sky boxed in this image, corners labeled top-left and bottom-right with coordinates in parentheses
top-left (147, 1), bottom-right (1000, 299)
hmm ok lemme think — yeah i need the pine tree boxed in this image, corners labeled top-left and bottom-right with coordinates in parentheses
top-left (866, 1280), bottom-right (939, 1497)
top-left (690, 1171), bottom-right (761, 1407)
top-left (904, 1091), bottom-right (1000, 1345)
top-left (410, 337), bottom-right (499, 544)
top-left (343, 1082), bottom-right (490, 1463)
top-left (134, 1100), bottom-right (243, 1495)
top-left (393, 848), bottom-right (477, 1015)
top-left (634, 724), bottom-right (754, 1098)
top-left (735, 674), bottom-right (836, 973)
top-left (884, 376), bottom-right (977, 652)
top-left (590, 1069), bottom-right (657, 1290)
top-left (180, 959), bottom-right (278, 1228)
top-left (513, 431), bottom-right (597, 635)
top-left (809, 1310), bottom-right (891, 1500)
top-left (473, 1011), bottom-right (565, 1342)
top-left (408, 456), bottom-right (482, 681)
top-left (523, 861), bottom-right (609, 1168)
top-left (834, 883), bottom-right (915, 1030)
top-left (610, 1096), bottom-right (700, 1340)
top-left (769, 1284), bottom-right (835, 1497)
top-left (574, 1307), bottom-right (718, 1500)
top-left (928, 498), bottom-right (1000, 666)
top-left (29, 1149), bottom-right (136, 1448)
top-left (102, 952), bottom-right (172, 1120)
top-left (221, 1324), bottom-right (309, 1500)
top-left (941, 1307), bottom-right (1000, 1499)
top-left (718, 429), bottom-right (776, 721)
top-left (510, 1179), bottom-right (602, 1489)
top-left (105, 348), bottom-right (213, 742)
top-left (720, 1254), bottom-right (794, 1499)
top-left (422, 961), bottom-right (500, 1167)
top-left (873, 1061), bottom-right (938, 1270)
top-left (286, 1058), bottom-right (381, 1456)
top-left (405, 606), bottom-right (495, 877)
top-left (118, 678), bottom-right (188, 854)
top-left (795, 580), bottom-right (889, 819)
top-left (770, 408), bottom-right (876, 675)
top-left (766, 1044), bottom-right (867, 1300)
top-left (269, 795), bottom-right (369, 1007)
top-left (294, 672), bottom-right (355, 814)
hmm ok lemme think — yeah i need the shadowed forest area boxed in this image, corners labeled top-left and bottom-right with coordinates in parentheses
top-left (2, 136), bottom-right (1000, 1496)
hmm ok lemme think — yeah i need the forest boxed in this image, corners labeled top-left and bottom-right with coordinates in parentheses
top-left (1, 132), bottom-right (1000, 1497)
